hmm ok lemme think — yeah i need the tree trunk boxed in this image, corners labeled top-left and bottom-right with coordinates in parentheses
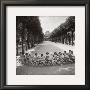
top-left (31, 41), bottom-right (34, 48)
top-left (26, 43), bottom-right (28, 51)
top-left (22, 39), bottom-right (24, 54)
top-left (27, 41), bottom-right (30, 49)
top-left (16, 43), bottom-right (18, 56)
top-left (72, 31), bottom-right (74, 46)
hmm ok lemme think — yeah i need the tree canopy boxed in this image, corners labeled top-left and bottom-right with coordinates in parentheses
top-left (16, 16), bottom-right (44, 55)
top-left (49, 16), bottom-right (75, 45)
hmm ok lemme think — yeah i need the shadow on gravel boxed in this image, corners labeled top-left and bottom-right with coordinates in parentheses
top-left (16, 63), bottom-right (75, 75)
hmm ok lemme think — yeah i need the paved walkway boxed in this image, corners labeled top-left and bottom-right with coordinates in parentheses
top-left (27, 41), bottom-right (75, 56)
top-left (16, 41), bottom-right (75, 75)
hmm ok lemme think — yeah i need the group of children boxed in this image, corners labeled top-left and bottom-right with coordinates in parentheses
top-left (21, 50), bottom-right (75, 66)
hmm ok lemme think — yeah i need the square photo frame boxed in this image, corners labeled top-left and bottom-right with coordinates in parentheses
top-left (0, 0), bottom-right (90, 89)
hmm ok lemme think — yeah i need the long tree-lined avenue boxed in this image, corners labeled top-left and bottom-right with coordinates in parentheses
top-left (16, 16), bottom-right (75, 75)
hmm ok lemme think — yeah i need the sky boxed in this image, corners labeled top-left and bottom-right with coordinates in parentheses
top-left (39, 16), bottom-right (68, 34)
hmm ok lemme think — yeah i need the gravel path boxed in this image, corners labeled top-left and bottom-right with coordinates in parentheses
top-left (16, 41), bottom-right (75, 75)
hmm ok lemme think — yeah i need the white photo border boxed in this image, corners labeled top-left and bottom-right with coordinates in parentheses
top-left (6, 6), bottom-right (85, 85)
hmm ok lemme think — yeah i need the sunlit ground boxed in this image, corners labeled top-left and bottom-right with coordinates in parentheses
top-left (16, 63), bottom-right (75, 75)
top-left (16, 41), bottom-right (75, 75)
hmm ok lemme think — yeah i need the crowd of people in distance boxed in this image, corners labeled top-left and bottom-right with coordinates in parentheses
top-left (16, 50), bottom-right (75, 67)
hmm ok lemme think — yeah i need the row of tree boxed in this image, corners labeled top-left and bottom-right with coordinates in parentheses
top-left (16, 16), bottom-right (44, 55)
top-left (49, 16), bottom-right (75, 45)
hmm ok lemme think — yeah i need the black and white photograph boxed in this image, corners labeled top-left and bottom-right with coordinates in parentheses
top-left (16, 16), bottom-right (75, 75)
top-left (1, 0), bottom-right (88, 87)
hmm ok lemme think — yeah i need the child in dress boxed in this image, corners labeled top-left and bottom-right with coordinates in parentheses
top-left (63, 51), bottom-right (69, 63)
top-left (70, 51), bottom-right (75, 63)
top-left (39, 54), bottom-right (45, 66)
top-left (68, 50), bottom-right (75, 63)
top-left (45, 52), bottom-right (50, 65)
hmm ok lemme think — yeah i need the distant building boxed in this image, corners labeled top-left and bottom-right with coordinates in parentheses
top-left (44, 31), bottom-right (50, 41)
top-left (45, 31), bottom-right (50, 36)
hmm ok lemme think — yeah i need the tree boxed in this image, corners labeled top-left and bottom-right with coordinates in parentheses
top-left (25, 16), bottom-right (44, 48)
top-left (16, 16), bottom-right (44, 55)
top-left (49, 16), bottom-right (75, 45)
